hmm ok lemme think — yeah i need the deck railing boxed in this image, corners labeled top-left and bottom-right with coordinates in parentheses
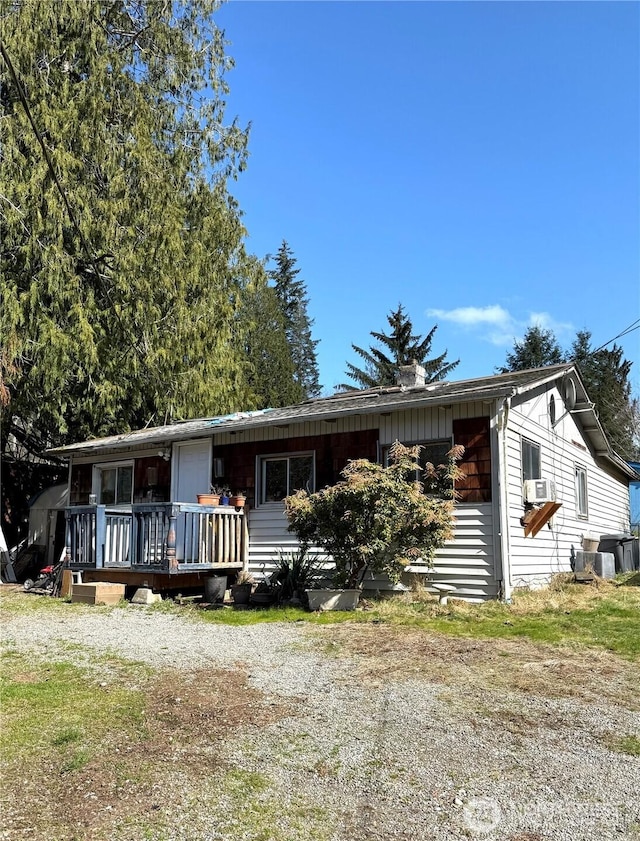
top-left (65, 503), bottom-right (248, 573)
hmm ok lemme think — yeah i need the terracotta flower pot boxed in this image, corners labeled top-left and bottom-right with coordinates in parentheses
top-left (230, 495), bottom-right (246, 508)
top-left (197, 493), bottom-right (220, 506)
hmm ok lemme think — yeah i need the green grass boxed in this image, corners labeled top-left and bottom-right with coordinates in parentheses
top-left (187, 582), bottom-right (640, 660)
top-left (215, 768), bottom-right (333, 841)
top-left (194, 604), bottom-right (366, 626)
top-left (0, 651), bottom-right (147, 764)
top-left (408, 594), bottom-right (640, 659)
top-left (4, 575), bottom-right (640, 660)
top-left (605, 735), bottom-right (640, 756)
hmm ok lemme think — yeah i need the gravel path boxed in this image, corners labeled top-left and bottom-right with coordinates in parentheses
top-left (2, 603), bottom-right (639, 841)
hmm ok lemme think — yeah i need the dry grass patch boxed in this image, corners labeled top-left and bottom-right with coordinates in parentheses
top-left (1, 653), bottom-right (290, 841)
top-left (312, 623), bottom-right (640, 710)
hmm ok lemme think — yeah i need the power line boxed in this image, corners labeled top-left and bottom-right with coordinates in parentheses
top-left (592, 319), bottom-right (640, 355)
top-left (0, 37), bottom-right (146, 363)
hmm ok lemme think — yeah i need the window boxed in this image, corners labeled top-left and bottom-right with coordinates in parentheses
top-left (383, 439), bottom-right (452, 494)
top-left (259, 454), bottom-right (314, 504)
top-left (575, 465), bottom-right (588, 519)
top-left (522, 439), bottom-right (541, 483)
top-left (97, 464), bottom-right (133, 505)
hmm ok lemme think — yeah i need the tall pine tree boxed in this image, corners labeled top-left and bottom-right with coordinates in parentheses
top-left (499, 326), bottom-right (637, 459)
top-left (340, 304), bottom-right (459, 390)
top-left (497, 325), bottom-right (564, 372)
top-left (269, 241), bottom-right (321, 399)
top-left (241, 271), bottom-right (304, 409)
top-left (568, 330), bottom-right (636, 459)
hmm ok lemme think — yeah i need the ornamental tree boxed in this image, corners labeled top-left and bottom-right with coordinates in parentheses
top-left (284, 441), bottom-right (463, 589)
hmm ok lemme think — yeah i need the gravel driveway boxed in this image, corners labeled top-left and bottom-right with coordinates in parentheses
top-left (2, 601), bottom-right (639, 841)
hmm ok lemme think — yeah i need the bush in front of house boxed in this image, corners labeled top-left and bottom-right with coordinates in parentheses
top-left (284, 441), bottom-right (463, 589)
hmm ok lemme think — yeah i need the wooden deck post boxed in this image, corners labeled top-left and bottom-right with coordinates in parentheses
top-left (165, 504), bottom-right (179, 573)
top-left (95, 505), bottom-right (105, 569)
top-left (242, 509), bottom-right (249, 571)
top-left (64, 511), bottom-right (72, 566)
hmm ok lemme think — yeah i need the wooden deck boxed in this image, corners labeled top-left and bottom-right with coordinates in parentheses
top-left (66, 503), bottom-right (248, 576)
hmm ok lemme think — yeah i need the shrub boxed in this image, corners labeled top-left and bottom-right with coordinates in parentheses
top-left (271, 548), bottom-right (323, 601)
top-left (284, 441), bottom-right (463, 589)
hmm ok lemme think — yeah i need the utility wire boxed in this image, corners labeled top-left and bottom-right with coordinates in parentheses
top-left (591, 319), bottom-right (640, 355)
top-left (0, 37), bottom-right (146, 364)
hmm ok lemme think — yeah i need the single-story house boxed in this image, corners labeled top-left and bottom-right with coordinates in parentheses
top-left (47, 363), bottom-right (637, 601)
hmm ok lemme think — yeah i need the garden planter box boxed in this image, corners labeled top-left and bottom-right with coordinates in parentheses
top-left (71, 582), bottom-right (126, 605)
top-left (305, 589), bottom-right (361, 611)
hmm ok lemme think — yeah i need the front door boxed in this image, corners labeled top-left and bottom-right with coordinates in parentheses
top-left (172, 440), bottom-right (212, 561)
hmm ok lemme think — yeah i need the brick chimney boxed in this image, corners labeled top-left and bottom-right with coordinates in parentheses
top-left (397, 361), bottom-right (426, 387)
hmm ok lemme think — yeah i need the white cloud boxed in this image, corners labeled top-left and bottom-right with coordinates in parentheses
top-left (528, 311), bottom-right (574, 335)
top-left (427, 305), bottom-right (512, 329)
top-left (426, 305), bottom-right (573, 348)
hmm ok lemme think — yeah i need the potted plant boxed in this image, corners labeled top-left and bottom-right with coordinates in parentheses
top-left (220, 488), bottom-right (231, 506)
top-left (197, 485), bottom-right (221, 506)
top-left (270, 548), bottom-right (322, 605)
top-left (230, 491), bottom-right (247, 509)
top-left (231, 569), bottom-right (254, 606)
top-left (284, 441), bottom-right (463, 610)
top-left (249, 565), bottom-right (281, 607)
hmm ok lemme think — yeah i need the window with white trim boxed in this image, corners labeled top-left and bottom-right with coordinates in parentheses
top-left (259, 453), bottom-right (314, 504)
top-left (96, 463), bottom-right (133, 505)
top-left (575, 464), bottom-right (588, 519)
top-left (522, 439), bottom-right (541, 483)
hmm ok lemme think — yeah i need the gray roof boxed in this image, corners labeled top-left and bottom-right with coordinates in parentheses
top-left (44, 364), bottom-right (637, 479)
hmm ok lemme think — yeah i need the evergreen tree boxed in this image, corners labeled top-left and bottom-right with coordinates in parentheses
top-left (500, 326), bottom-right (637, 459)
top-left (340, 304), bottom-right (459, 390)
top-left (1, 0), bottom-right (256, 537)
top-left (497, 325), bottom-right (564, 373)
top-left (269, 241), bottom-right (321, 399)
top-left (242, 272), bottom-right (305, 409)
top-left (1, 0), bottom-right (255, 448)
top-left (568, 330), bottom-right (636, 459)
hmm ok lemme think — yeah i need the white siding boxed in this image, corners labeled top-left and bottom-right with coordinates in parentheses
top-left (244, 402), bottom-right (499, 600)
top-left (379, 401), bottom-right (490, 446)
top-left (246, 501), bottom-right (498, 601)
top-left (505, 382), bottom-right (631, 589)
top-left (214, 413), bottom-right (380, 446)
top-left (246, 505), bottom-right (333, 581)
top-left (406, 503), bottom-right (499, 601)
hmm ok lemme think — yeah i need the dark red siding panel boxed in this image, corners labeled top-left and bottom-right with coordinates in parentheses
top-left (213, 428), bottom-right (379, 506)
top-left (453, 417), bottom-right (492, 503)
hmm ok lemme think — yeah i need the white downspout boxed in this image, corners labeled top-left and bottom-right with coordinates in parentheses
top-left (497, 396), bottom-right (513, 602)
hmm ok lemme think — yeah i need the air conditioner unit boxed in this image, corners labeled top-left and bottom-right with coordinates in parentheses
top-left (523, 479), bottom-right (556, 504)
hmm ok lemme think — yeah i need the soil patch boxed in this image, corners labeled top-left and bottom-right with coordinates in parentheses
top-left (313, 624), bottom-right (640, 709)
top-left (2, 663), bottom-right (291, 841)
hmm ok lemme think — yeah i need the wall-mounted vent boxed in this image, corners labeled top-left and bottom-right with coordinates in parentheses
top-left (523, 478), bottom-right (556, 504)
top-left (562, 377), bottom-right (577, 411)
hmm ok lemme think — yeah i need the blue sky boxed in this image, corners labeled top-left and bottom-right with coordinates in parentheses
top-left (216, 1), bottom-right (639, 395)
